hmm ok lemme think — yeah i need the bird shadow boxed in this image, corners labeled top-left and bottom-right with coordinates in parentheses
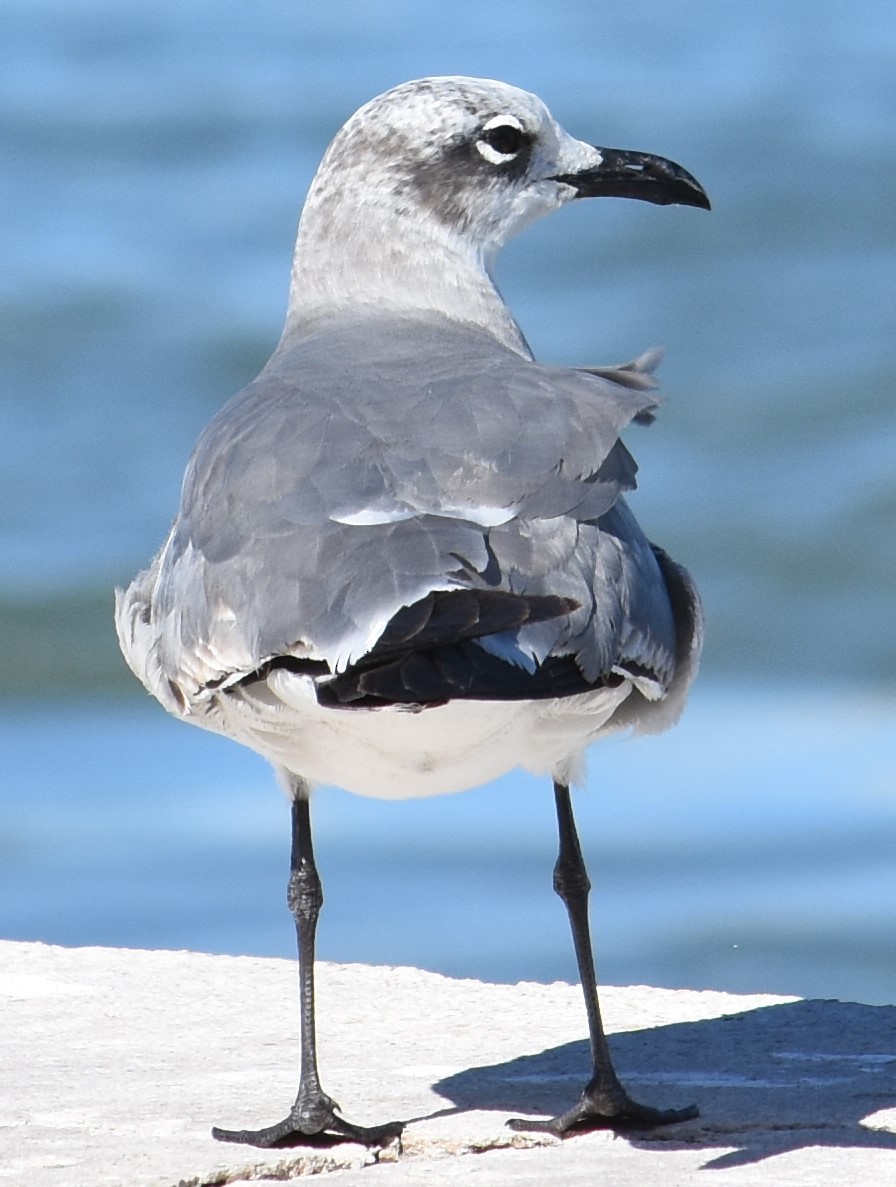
top-left (432, 999), bottom-right (896, 1169)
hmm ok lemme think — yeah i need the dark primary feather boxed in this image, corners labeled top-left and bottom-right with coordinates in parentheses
top-left (317, 642), bottom-right (623, 707)
top-left (238, 577), bottom-right (675, 711)
top-left (248, 588), bottom-right (615, 708)
top-left (372, 588), bottom-right (578, 652)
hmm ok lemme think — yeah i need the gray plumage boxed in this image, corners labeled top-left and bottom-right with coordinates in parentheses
top-left (116, 75), bottom-right (705, 796)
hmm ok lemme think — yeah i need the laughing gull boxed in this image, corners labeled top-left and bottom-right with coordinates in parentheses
top-left (116, 76), bottom-right (709, 1148)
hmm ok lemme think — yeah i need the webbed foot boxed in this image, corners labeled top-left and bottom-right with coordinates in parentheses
top-left (508, 1082), bottom-right (698, 1138)
top-left (212, 1095), bottom-right (403, 1149)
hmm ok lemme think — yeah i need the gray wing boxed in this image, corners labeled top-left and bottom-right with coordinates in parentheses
top-left (118, 316), bottom-right (694, 711)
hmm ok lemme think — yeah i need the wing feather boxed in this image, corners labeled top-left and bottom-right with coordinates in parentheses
top-left (119, 317), bottom-right (687, 710)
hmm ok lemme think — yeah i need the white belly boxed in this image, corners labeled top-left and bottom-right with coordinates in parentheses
top-left (205, 669), bottom-right (635, 799)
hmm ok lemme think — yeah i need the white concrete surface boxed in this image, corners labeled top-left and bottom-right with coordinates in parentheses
top-left (3, 941), bottom-right (896, 1185)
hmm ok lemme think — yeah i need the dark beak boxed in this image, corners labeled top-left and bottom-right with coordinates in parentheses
top-left (553, 147), bottom-right (710, 210)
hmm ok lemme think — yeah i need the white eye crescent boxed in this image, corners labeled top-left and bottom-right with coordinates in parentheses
top-left (476, 113), bottom-right (527, 164)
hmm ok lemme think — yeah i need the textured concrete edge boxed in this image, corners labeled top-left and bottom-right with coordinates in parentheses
top-left (3, 942), bottom-right (896, 1187)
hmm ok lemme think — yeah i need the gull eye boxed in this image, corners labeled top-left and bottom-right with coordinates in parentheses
top-left (480, 123), bottom-right (525, 156)
top-left (474, 115), bottom-right (531, 165)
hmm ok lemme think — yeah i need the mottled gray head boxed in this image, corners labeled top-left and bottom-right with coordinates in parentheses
top-left (288, 76), bottom-right (708, 346)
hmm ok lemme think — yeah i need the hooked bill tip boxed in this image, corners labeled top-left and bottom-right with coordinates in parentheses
top-left (554, 147), bottom-right (710, 211)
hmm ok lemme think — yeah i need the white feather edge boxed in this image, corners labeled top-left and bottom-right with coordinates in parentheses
top-left (331, 503), bottom-right (518, 528)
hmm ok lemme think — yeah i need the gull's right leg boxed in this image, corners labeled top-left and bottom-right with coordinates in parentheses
top-left (212, 788), bottom-right (403, 1149)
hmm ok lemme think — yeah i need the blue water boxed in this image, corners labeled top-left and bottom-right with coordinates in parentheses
top-left (1, 2), bottom-right (894, 1002)
top-left (4, 684), bottom-right (895, 1005)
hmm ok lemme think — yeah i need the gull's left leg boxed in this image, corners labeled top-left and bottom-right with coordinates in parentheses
top-left (213, 789), bottom-right (403, 1149)
top-left (508, 780), bottom-right (698, 1137)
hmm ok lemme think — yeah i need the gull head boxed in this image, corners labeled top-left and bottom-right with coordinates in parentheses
top-left (288, 76), bottom-right (709, 345)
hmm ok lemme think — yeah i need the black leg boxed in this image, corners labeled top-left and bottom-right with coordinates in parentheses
top-left (508, 780), bottom-right (698, 1137)
top-left (212, 793), bottom-right (403, 1149)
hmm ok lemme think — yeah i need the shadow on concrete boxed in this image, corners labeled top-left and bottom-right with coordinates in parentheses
top-left (435, 999), bottom-right (896, 1169)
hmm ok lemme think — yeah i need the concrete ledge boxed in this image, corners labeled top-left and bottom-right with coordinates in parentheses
top-left (3, 942), bottom-right (896, 1185)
